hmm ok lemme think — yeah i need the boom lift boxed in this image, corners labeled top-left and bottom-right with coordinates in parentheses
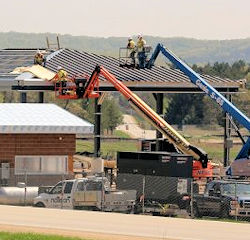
top-left (56, 65), bottom-right (211, 178)
top-left (146, 43), bottom-right (250, 176)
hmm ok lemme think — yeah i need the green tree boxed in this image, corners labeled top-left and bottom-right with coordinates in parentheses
top-left (165, 93), bottom-right (204, 127)
top-left (101, 96), bottom-right (123, 134)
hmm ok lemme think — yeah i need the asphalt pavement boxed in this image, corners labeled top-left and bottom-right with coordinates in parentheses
top-left (0, 205), bottom-right (250, 240)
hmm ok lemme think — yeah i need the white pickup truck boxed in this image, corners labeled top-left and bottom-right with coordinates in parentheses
top-left (34, 176), bottom-right (136, 213)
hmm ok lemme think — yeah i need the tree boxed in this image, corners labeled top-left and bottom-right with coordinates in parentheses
top-left (165, 61), bottom-right (250, 126)
top-left (101, 96), bottom-right (123, 134)
top-left (165, 93), bottom-right (204, 127)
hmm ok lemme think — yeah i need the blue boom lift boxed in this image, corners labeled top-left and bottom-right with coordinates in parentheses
top-left (146, 43), bottom-right (250, 176)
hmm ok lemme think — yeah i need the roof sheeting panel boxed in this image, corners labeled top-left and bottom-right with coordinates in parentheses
top-left (0, 48), bottom-right (240, 91)
top-left (0, 49), bottom-right (48, 74)
top-left (45, 49), bottom-right (238, 88)
top-left (0, 103), bottom-right (93, 134)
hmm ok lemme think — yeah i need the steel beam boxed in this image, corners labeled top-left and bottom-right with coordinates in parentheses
top-left (12, 85), bottom-right (240, 93)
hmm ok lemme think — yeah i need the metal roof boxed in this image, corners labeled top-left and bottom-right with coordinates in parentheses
top-left (0, 48), bottom-right (241, 93)
top-left (0, 48), bottom-right (48, 74)
top-left (0, 103), bottom-right (93, 134)
top-left (45, 48), bottom-right (240, 91)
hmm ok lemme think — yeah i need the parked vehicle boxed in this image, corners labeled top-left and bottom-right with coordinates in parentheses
top-left (34, 176), bottom-right (136, 213)
top-left (192, 180), bottom-right (250, 218)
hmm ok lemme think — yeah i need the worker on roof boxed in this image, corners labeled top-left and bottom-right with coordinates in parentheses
top-left (127, 37), bottom-right (136, 65)
top-left (136, 34), bottom-right (146, 69)
top-left (34, 49), bottom-right (46, 66)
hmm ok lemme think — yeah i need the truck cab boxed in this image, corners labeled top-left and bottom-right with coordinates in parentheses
top-left (34, 179), bottom-right (75, 209)
top-left (193, 180), bottom-right (250, 218)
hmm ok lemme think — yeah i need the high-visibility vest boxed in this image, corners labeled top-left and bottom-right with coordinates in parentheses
top-left (57, 69), bottom-right (67, 81)
top-left (137, 39), bottom-right (146, 52)
top-left (127, 40), bottom-right (135, 50)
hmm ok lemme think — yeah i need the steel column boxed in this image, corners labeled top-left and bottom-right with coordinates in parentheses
top-left (20, 92), bottom-right (27, 103)
top-left (156, 93), bottom-right (164, 151)
top-left (38, 92), bottom-right (44, 103)
top-left (94, 98), bottom-right (102, 157)
top-left (224, 93), bottom-right (232, 167)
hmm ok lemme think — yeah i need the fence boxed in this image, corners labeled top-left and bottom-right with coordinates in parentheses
top-left (116, 173), bottom-right (250, 221)
top-left (0, 168), bottom-right (74, 187)
top-left (1, 168), bottom-right (250, 222)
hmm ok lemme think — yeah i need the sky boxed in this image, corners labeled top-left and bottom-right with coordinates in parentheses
top-left (1, 0), bottom-right (250, 40)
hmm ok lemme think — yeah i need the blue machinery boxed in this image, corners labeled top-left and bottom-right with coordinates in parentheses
top-left (147, 43), bottom-right (250, 175)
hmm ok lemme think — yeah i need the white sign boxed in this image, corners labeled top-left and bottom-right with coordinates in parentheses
top-left (1, 163), bottom-right (10, 179)
top-left (177, 178), bottom-right (188, 194)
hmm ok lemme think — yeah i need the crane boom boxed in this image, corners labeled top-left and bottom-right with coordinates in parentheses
top-left (83, 65), bottom-right (208, 168)
top-left (147, 43), bottom-right (250, 174)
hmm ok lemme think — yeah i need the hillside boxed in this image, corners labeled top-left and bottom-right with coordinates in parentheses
top-left (1, 32), bottom-right (250, 64)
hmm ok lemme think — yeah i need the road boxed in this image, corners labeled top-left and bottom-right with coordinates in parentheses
top-left (116, 114), bottom-right (156, 139)
top-left (0, 205), bottom-right (250, 240)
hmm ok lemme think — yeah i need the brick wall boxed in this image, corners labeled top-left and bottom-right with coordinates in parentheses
top-left (0, 134), bottom-right (75, 171)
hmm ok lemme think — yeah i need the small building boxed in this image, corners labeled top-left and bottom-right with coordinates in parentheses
top-left (0, 103), bottom-right (93, 186)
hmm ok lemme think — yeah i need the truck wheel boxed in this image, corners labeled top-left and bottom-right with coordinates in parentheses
top-left (220, 207), bottom-right (229, 219)
top-left (193, 204), bottom-right (202, 218)
top-left (35, 202), bottom-right (45, 208)
top-left (127, 207), bottom-right (134, 214)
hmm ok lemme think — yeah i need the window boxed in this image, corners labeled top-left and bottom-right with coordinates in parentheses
top-left (15, 156), bottom-right (68, 175)
top-left (204, 182), bottom-right (216, 195)
top-left (85, 181), bottom-right (102, 191)
top-left (50, 182), bottom-right (63, 194)
top-left (76, 181), bottom-right (85, 191)
top-left (64, 182), bottom-right (73, 194)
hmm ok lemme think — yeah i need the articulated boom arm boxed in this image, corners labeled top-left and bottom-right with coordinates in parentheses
top-left (84, 65), bottom-right (208, 167)
top-left (147, 43), bottom-right (250, 160)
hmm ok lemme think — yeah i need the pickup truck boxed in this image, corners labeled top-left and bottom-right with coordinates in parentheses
top-left (192, 180), bottom-right (250, 218)
top-left (34, 176), bottom-right (136, 213)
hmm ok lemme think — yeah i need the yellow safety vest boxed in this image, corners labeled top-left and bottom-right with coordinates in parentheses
top-left (127, 40), bottom-right (135, 50)
top-left (137, 39), bottom-right (146, 52)
top-left (58, 69), bottom-right (67, 81)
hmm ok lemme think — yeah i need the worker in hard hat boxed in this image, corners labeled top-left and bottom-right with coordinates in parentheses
top-left (136, 35), bottom-right (146, 69)
top-left (53, 66), bottom-right (68, 95)
top-left (127, 37), bottom-right (136, 65)
top-left (34, 49), bottom-right (45, 66)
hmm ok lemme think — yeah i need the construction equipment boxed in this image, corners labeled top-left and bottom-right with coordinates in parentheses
top-left (55, 65), bottom-right (212, 178)
top-left (146, 43), bottom-right (250, 176)
top-left (119, 45), bottom-right (152, 68)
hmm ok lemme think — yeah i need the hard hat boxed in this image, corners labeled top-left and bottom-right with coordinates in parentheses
top-left (128, 37), bottom-right (132, 41)
top-left (57, 66), bottom-right (63, 70)
top-left (36, 49), bottom-right (41, 54)
top-left (138, 34), bottom-right (142, 39)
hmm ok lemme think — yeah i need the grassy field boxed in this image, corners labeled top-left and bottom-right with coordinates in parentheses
top-left (77, 126), bottom-right (245, 164)
top-left (0, 232), bottom-right (87, 240)
top-left (76, 140), bottom-right (138, 159)
top-left (113, 130), bottom-right (131, 138)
